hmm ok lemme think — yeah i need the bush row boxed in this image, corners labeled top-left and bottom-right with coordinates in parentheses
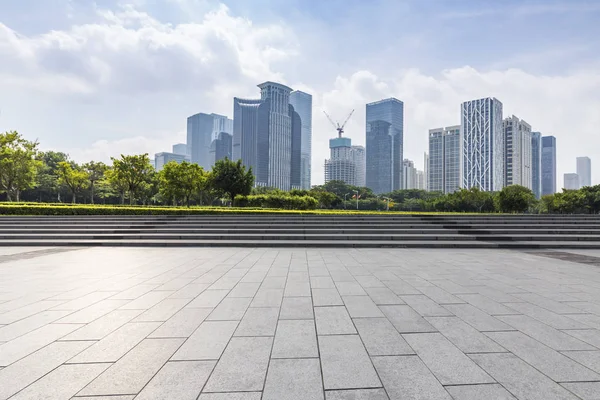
top-left (234, 194), bottom-right (319, 210)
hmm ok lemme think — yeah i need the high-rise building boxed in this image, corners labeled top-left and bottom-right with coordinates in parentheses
top-left (428, 126), bottom-right (461, 193)
top-left (209, 132), bottom-right (233, 166)
top-left (289, 91), bottom-right (313, 189)
top-left (403, 159), bottom-right (417, 190)
top-left (416, 170), bottom-right (425, 190)
top-left (365, 98), bottom-right (404, 194)
top-left (564, 173), bottom-right (580, 190)
top-left (541, 136), bottom-right (557, 196)
top-left (325, 137), bottom-right (356, 185)
top-left (187, 113), bottom-right (232, 169)
top-left (531, 132), bottom-right (542, 199)
top-left (423, 152), bottom-right (429, 191)
top-left (233, 82), bottom-right (301, 190)
top-left (461, 97), bottom-right (504, 191)
top-left (172, 143), bottom-right (187, 156)
top-left (504, 116), bottom-right (532, 189)
top-left (154, 152), bottom-right (187, 171)
top-left (576, 157), bottom-right (591, 188)
top-left (352, 145), bottom-right (366, 187)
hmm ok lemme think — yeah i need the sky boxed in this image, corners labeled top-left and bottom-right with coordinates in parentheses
top-left (1, 0), bottom-right (599, 186)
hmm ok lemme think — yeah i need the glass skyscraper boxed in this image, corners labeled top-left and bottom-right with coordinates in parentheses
top-left (577, 157), bottom-right (591, 188)
top-left (365, 98), bottom-right (404, 194)
top-left (289, 91), bottom-right (313, 189)
top-left (428, 126), bottom-right (460, 194)
top-left (504, 116), bottom-right (532, 189)
top-left (461, 97), bottom-right (504, 191)
top-left (531, 132), bottom-right (542, 199)
top-left (187, 113), bottom-right (232, 170)
top-left (541, 136), bottom-right (557, 196)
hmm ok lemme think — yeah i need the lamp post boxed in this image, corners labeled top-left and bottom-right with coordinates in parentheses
top-left (344, 193), bottom-right (350, 209)
top-left (353, 190), bottom-right (359, 210)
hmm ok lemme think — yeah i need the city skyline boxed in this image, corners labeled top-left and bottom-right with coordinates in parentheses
top-left (1, 1), bottom-right (599, 186)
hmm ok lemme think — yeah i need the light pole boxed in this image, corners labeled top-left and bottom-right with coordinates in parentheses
top-left (353, 190), bottom-right (359, 210)
top-left (344, 193), bottom-right (351, 209)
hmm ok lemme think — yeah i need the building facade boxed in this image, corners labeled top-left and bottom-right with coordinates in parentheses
top-left (154, 152), bottom-right (187, 171)
top-left (428, 126), bottom-right (460, 193)
top-left (352, 145), bottom-right (366, 187)
top-left (531, 132), bottom-right (542, 199)
top-left (187, 113), bottom-right (232, 170)
top-left (577, 157), bottom-right (591, 188)
top-left (403, 159), bottom-right (417, 190)
top-left (541, 136), bottom-right (557, 196)
top-left (461, 98), bottom-right (504, 191)
top-left (564, 173), bottom-right (580, 190)
top-left (325, 137), bottom-right (356, 185)
top-left (423, 152), bottom-right (429, 192)
top-left (289, 91), bottom-right (313, 189)
top-left (504, 116), bottom-right (532, 189)
top-left (172, 143), bottom-right (187, 156)
top-left (209, 132), bottom-right (233, 166)
top-left (365, 98), bottom-right (404, 194)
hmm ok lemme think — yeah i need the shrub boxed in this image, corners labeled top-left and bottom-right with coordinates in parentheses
top-left (234, 194), bottom-right (318, 210)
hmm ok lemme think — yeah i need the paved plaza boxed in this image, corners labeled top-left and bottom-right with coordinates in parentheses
top-left (2, 247), bottom-right (600, 399)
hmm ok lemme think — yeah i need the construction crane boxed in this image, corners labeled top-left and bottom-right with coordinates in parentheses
top-left (323, 109), bottom-right (354, 138)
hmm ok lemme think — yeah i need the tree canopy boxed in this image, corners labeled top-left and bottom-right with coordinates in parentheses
top-left (208, 158), bottom-right (254, 203)
top-left (0, 131), bottom-right (42, 201)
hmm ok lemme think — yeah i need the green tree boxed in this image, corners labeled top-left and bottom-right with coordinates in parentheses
top-left (105, 168), bottom-right (128, 204)
top-left (0, 131), bottom-right (42, 201)
top-left (496, 185), bottom-right (536, 213)
top-left (36, 151), bottom-right (70, 202)
top-left (56, 161), bottom-right (89, 203)
top-left (208, 158), bottom-right (254, 204)
top-left (110, 154), bottom-right (154, 205)
top-left (83, 161), bottom-right (108, 204)
top-left (159, 161), bottom-right (206, 206)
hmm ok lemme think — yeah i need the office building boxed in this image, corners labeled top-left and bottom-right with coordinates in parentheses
top-left (209, 132), bottom-right (233, 166)
top-left (187, 113), bottom-right (232, 169)
top-left (233, 82), bottom-right (302, 190)
top-left (504, 116), bottom-right (532, 189)
top-left (172, 143), bottom-right (187, 156)
top-left (428, 126), bottom-right (461, 193)
top-left (461, 97), bottom-right (504, 191)
top-left (541, 136), bottom-right (557, 196)
top-left (416, 170), bottom-right (425, 190)
top-left (325, 137), bottom-right (356, 185)
top-left (423, 152), bottom-right (429, 191)
top-left (531, 132), bottom-right (542, 198)
top-left (365, 98), bottom-right (404, 194)
top-left (403, 159), bottom-right (417, 190)
top-left (352, 145), bottom-right (366, 187)
top-left (154, 152), bottom-right (187, 171)
top-left (564, 173), bottom-right (580, 190)
top-left (577, 157), bottom-right (591, 188)
top-left (289, 91), bottom-right (313, 189)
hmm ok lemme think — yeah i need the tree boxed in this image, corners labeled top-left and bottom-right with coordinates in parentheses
top-left (208, 158), bottom-right (254, 204)
top-left (0, 131), bottom-right (42, 201)
top-left (158, 161), bottom-right (185, 205)
top-left (105, 168), bottom-right (128, 204)
top-left (110, 154), bottom-right (154, 205)
top-left (84, 161), bottom-right (108, 204)
top-left (56, 162), bottom-right (89, 203)
top-left (496, 185), bottom-right (535, 213)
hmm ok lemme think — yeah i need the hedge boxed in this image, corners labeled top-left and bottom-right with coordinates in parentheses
top-left (234, 194), bottom-right (319, 210)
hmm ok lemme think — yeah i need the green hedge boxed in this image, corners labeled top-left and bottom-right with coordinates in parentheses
top-left (234, 194), bottom-right (319, 210)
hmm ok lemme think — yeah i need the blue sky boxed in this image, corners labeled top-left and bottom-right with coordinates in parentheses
top-left (1, 0), bottom-right (599, 185)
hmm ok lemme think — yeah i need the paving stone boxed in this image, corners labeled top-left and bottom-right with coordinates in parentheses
top-left (401, 295), bottom-right (453, 317)
top-left (416, 286), bottom-right (464, 304)
top-left (261, 276), bottom-right (287, 289)
top-left (355, 275), bottom-right (386, 288)
top-left (0, 301), bottom-right (65, 324)
top-left (403, 332), bottom-right (494, 385)
top-left (0, 341), bottom-right (94, 400)
top-left (207, 297), bottom-right (251, 321)
top-left (228, 282), bottom-right (261, 298)
top-left (470, 353), bottom-right (579, 400)
top-left (313, 288), bottom-right (343, 306)
top-left (68, 322), bottom-right (160, 363)
top-left (9, 363), bottom-right (109, 400)
top-left (335, 282), bottom-right (367, 296)
top-left (76, 396), bottom-right (134, 400)
top-left (172, 320), bottom-right (238, 360)
top-left (443, 304), bottom-right (513, 332)
top-left (284, 280), bottom-right (311, 297)
top-left (187, 290), bottom-right (229, 308)
top-left (133, 298), bottom-right (189, 322)
top-left (383, 280), bottom-right (420, 296)
top-left (234, 307), bottom-right (279, 336)
top-left (135, 360), bottom-right (215, 400)
top-left (0, 323), bottom-right (82, 366)
top-left (372, 355), bottom-right (452, 400)
top-left (119, 290), bottom-right (175, 310)
top-left (203, 337), bottom-right (273, 392)
top-left (78, 338), bottom-right (183, 396)
top-left (504, 301), bottom-right (592, 330)
top-left (170, 283), bottom-right (210, 299)
top-left (0, 310), bottom-right (70, 342)
top-left (250, 288), bottom-right (284, 308)
top-left (343, 296), bottom-right (384, 318)
top-left (497, 314), bottom-right (594, 350)
top-left (263, 358), bottom-right (323, 400)
top-left (353, 317), bottom-right (414, 356)
top-left (319, 335), bottom-right (380, 390)
top-left (325, 389), bottom-right (389, 400)
top-left (445, 384), bottom-right (517, 400)
top-left (51, 291), bottom-right (117, 311)
top-left (155, 277), bottom-right (195, 291)
top-left (379, 305), bottom-right (436, 333)
top-left (569, 314), bottom-right (600, 329)
top-left (564, 329), bottom-right (600, 348)
top-left (111, 284), bottom-right (157, 300)
top-left (561, 382), bottom-right (600, 400)
top-left (513, 292), bottom-right (584, 314)
top-left (562, 350), bottom-right (600, 374)
top-left (62, 309), bottom-right (143, 341)
top-left (456, 293), bottom-right (518, 315)
top-left (425, 316), bottom-right (506, 353)
top-left (55, 299), bottom-right (129, 324)
top-left (199, 393), bottom-right (262, 400)
top-left (364, 287), bottom-right (404, 305)
top-left (311, 276), bottom-right (336, 289)
top-left (272, 319), bottom-right (318, 358)
top-left (315, 306), bottom-right (356, 335)
top-left (280, 297), bottom-right (314, 320)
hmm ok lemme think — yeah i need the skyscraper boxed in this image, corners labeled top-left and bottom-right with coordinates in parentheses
top-left (154, 152), bottom-right (187, 171)
top-left (576, 157), bottom-right (591, 188)
top-left (187, 113), bottom-right (232, 170)
top-left (365, 98), bottom-right (404, 194)
top-left (564, 173), bottom-right (579, 190)
top-left (428, 126), bottom-right (460, 193)
top-left (172, 143), bottom-right (187, 156)
top-left (503, 116), bottom-right (532, 189)
top-left (209, 132), bottom-right (233, 166)
top-left (531, 132), bottom-right (542, 199)
top-left (461, 97), bottom-right (504, 191)
top-left (289, 91), bottom-right (313, 189)
top-left (403, 159), bottom-right (417, 190)
top-left (352, 146), bottom-right (366, 187)
top-left (541, 136), bottom-right (557, 196)
top-left (233, 82), bottom-right (301, 191)
top-left (325, 137), bottom-right (356, 185)
top-left (423, 152), bottom-right (429, 191)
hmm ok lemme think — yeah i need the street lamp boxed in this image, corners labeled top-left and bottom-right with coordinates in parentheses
top-left (344, 193), bottom-right (351, 209)
top-left (353, 190), bottom-right (359, 210)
